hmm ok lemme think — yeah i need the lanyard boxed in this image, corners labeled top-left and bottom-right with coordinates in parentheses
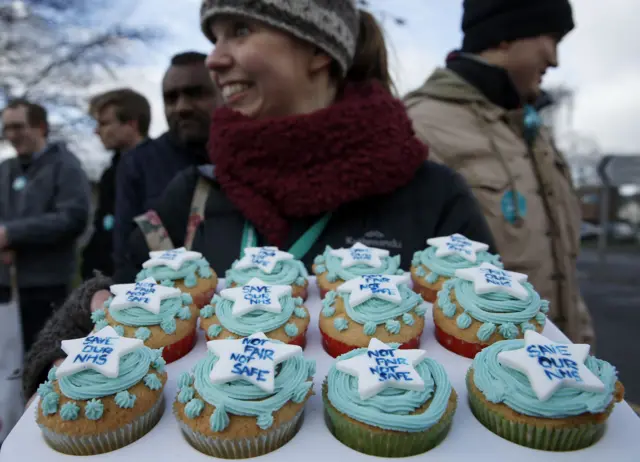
top-left (240, 213), bottom-right (332, 260)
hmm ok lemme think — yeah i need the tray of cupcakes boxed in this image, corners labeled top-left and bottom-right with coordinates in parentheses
top-left (6, 238), bottom-right (636, 461)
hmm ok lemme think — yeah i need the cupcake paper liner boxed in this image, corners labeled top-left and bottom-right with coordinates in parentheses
top-left (163, 327), bottom-right (198, 363)
top-left (177, 409), bottom-right (305, 459)
top-left (320, 329), bottom-right (422, 358)
top-left (434, 324), bottom-right (486, 359)
top-left (39, 396), bottom-right (165, 455)
top-left (410, 274), bottom-right (439, 303)
top-left (205, 328), bottom-right (308, 349)
top-left (323, 388), bottom-right (453, 457)
top-left (466, 373), bottom-right (606, 451)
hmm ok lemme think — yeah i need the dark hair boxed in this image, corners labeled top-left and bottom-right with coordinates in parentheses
top-left (332, 10), bottom-right (396, 94)
top-left (3, 99), bottom-right (49, 136)
top-left (170, 51), bottom-right (208, 66)
top-left (90, 89), bottom-right (152, 137)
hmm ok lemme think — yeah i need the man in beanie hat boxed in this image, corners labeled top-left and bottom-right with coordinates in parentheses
top-left (404, 0), bottom-right (595, 347)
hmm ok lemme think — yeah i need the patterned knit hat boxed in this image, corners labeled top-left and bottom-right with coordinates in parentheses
top-left (200, 0), bottom-right (360, 76)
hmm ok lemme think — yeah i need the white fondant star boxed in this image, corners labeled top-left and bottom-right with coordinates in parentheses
top-left (337, 274), bottom-right (410, 308)
top-left (220, 278), bottom-right (292, 317)
top-left (498, 330), bottom-right (606, 401)
top-left (427, 234), bottom-right (489, 263)
top-left (337, 338), bottom-right (426, 399)
top-left (109, 277), bottom-right (181, 315)
top-left (56, 326), bottom-right (144, 380)
top-left (207, 333), bottom-right (302, 393)
top-left (235, 247), bottom-right (294, 274)
top-left (455, 263), bottom-right (529, 300)
top-left (143, 247), bottom-right (203, 271)
top-left (329, 242), bottom-right (390, 269)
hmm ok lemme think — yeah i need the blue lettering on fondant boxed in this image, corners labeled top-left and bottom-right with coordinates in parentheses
top-left (242, 285), bottom-right (272, 306)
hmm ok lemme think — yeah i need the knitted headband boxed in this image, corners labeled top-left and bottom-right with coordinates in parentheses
top-left (200, 0), bottom-right (360, 76)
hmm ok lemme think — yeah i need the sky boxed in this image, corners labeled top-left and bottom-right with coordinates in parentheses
top-left (3, 0), bottom-right (640, 175)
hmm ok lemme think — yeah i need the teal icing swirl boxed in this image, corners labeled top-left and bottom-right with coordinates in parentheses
top-left (456, 312), bottom-right (473, 329)
top-left (135, 327), bottom-right (151, 341)
top-left (184, 273), bottom-right (198, 288)
top-left (294, 307), bottom-right (307, 319)
top-left (48, 367), bottom-right (57, 382)
top-left (60, 401), bottom-right (79, 421)
top-left (114, 325), bottom-right (125, 336)
top-left (177, 306), bottom-right (192, 321)
top-left (193, 347), bottom-right (313, 425)
top-left (343, 285), bottom-right (421, 330)
top-left (144, 373), bottom-right (162, 390)
top-left (41, 392), bottom-right (59, 416)
top-left (136, 257), bottom-right (212, 282)
top-left (153, 356), bottom-right (166, 373)
top-left (178, 372), bottom-right (194, 389)
top-left (321, 291), bottom-right (337, 317)
top-left (213, 293), bottom-right (297, 336)
top-left (210, 405), bottom-right (230, 432)
top-left (198, 265), bottom-right (213, 279)
top-left (426, 272), bottom-right (440, 284)
top-left (115, 391), bottom-right (137, 409)
top-left (285, 323), bottom-right (299, 337)
top-left (84, 399), bottom-right (103, 420)
top-left (314, 255), bottom-right (325, 265)
top-left (415, 305), bottom-right (427, 317)
top-left (521, 322), bottom-right (535, 332)
top-left (294, 297), bottom-right (304, 306)
top-left (226, 257), bottom-right (308, 287)
top-left (293, 381), bottom-right (313, 404)
top-left (438, 278), bottom-right (544, 342)
top-left (181, 293), bottom-right (194, 305)
top-left (58, 347), bottom-right (156, 400)
top-left (37, 381), bottom-right (54, 398)
top-left (161, 279), bottom-right (175, 287)
top-left (91, 309), bottom-right (106, 323)
top-left (327, 347), bottom-right (453, 432)
top-left (110, 294), bottom-right (186, 330)
top-left (363, 321), bottom-right (377, 336)
top-left (185, 398), bottom-right (205, 419)
top-left (403, 313), bottom-right (415, 326)
top-left (178, 386), bottom-right (195, 404)
top-left (200, 305), bottom-right (215, 318)
top-left (104, 297), bottom-right (113, 309)
top-left (535, 313), bottom-right (547, 326)
top-left (322, 305), bottom-right (336, 317)
top-left (315, 264), bottom-right (327, 274)
top-left (334, 318), bottom-right (348, 331)
top-left (415, 267), bottom-right (426, 278)
top-left (257, 412), bottom-right (274, 430)
top-left (415, 245), bottom-right (502, 278)
top-left (306, 360), bottom-right (316, 379)
top-left (160, 317), bottom-right (177, 334)
top-left (319, 245), bottom-right (401, 283)
top-left (472, 339), bottom-right (618, 417)
top-left (385, 320), bottom-right (401, 334)
top-left (208, 324), bottom-right (223, 338)
top-left (477, 323), bottom-right (497, 342)
top-left (95, 319), bottom-right (109, 331)
top-left (540, 300), bottom-right (550, 314)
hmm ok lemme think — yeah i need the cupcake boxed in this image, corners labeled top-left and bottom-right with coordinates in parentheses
top-left (173, 333), bottom-right (315, 458)
top-left (137, 247), bottom-right (217, 308)
top-left (434, 262), bottom-right (547, 358)
top-left (226, 246), bottom-right (309, 300)
top-left (313, 242), bottom-right (403, 298)
top-left (36, 326), bottom-right (166, 455)
top-left (324, 338), bottom-right (457, 457)
top-left (199, 278), bottom-right (310, 348)
top-left (318, 274), bottom-right (426, 357)
top-left (467, 330), bottom-right (624, 451)
top-left (411, 234), bottom-right (502, 303)
top-left (93, 277), bottom-right (198, 363)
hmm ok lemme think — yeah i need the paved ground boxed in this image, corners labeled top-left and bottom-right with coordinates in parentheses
top-left (578, 245), bottom-right (640, 407)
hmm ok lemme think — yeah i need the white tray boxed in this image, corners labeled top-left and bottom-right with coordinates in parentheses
top-left (2, 278), bottom-right (639, 461)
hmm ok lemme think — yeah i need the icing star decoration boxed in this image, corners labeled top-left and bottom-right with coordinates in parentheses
top-left (427, 234), bottom-right (489, 263)
top-left (337, 338), bottom-right (426, 399)
top-left (207, 333), bottom-right (302, 393)
top-left (497, 330), bottom-right (606, 401)
top-left (109, 277), bottom-right (182, 315)
top-left (142, 247), bottom-right (203, 271)
top-left (56, 326), bottom-right (144, 379)
top-left (338, 274), bottom-right (410, 308)
top-left (329, 242), bottom-right (390, 269)
top-left (220, 278), bottom-right (292, 317)
top-left (455, 263), bottom-right (528, 300)
top-left (235, 247), bottom-right (294, 274)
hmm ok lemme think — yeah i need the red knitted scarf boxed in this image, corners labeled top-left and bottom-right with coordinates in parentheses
top-left (209, 81), bottom-right (427, 246)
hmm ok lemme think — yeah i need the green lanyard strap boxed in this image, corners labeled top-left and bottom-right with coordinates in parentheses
top-left (240, 213), bottom-right (332, 260)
